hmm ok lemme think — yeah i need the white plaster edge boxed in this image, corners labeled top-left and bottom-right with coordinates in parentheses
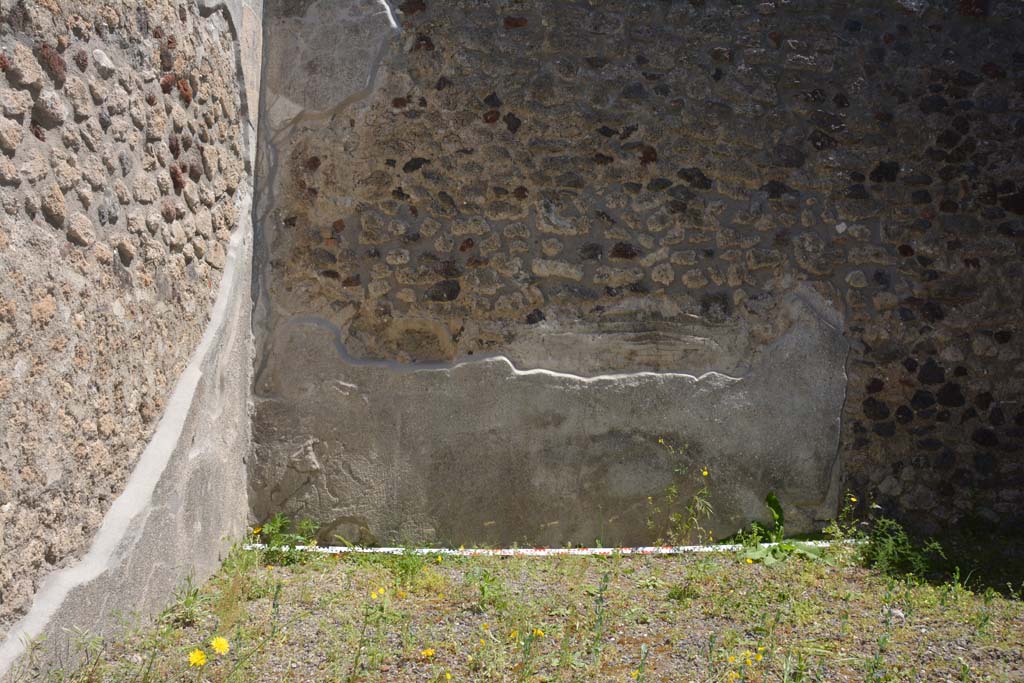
top-left (0, 205), bottom-right (252, 677)
top-left (377, 0), bottom-right (399, 30)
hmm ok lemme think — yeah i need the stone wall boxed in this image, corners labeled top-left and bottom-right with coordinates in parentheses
top-left (0, 0), bottom-right (254, 647)
top-left (2, 1), bottom-right (1021, 663)
top-left (253, 0), bottom-right (1023, 541)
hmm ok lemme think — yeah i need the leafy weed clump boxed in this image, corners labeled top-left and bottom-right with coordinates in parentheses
top-left (252, 512), bottom-right (320, 566)
top-left (860, 517), bottom-right (944, 579)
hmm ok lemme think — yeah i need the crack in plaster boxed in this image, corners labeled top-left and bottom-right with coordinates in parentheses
top-left (278, 315), bottom-right (745, 385)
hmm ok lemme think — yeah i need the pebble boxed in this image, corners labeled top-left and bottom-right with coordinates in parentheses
top-left (0, 117), bottom-right (22, 153)
top-left (39, 183), bottom-right (66, 226)
top-left (845, 270), bottom-right (868, 288)
top-left (92, 49), bottom-right (116, 79)
top-left (66, 213), bottom-right (95, 246)
top-left (1, 88), bottom-right (34, 119)
top-left (33, 90), bottom-right (67, 127)
top-left (8, 43), bottom-right (43, 89)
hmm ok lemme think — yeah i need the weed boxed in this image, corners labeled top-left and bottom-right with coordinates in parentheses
top-left (254, 513), bottom-right (319, 567)
top-left (666, 582), bottom-right (698, 604)
top-left (861, 517), bottom-right (944, 579)
top-left (160, 576), bottom-right (209, 627)
top-left (646, 438), bottom-right (714, 545)
top-left (975, 587), bottom-right (997, 636)
top-left (391, 547), bottom-right (427, 587)
top-left (587, 571), bottom-right (611, 667)
top-left (511, 626), bottom-right (545, 682)
top-left (465, 566), bottom-right (507, 613)
top-left (737, 493), bottom-right (828, 565)
top-left (631, 643), bottom-right (649, 682)
top-left (347, 586), bottom-right (389, 682)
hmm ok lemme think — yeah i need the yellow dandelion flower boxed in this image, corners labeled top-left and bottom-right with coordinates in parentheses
top-left (509, 629), bottom-right (519, 641)
top-left (370, 590), bottom-right (378, 600)
top-left (210, 636), bottom-right (230, 655)
top-left (420, 648), bottom-right (435, 659)
top-left (445, 673), bottom-right (452, 681)
top-left (747, 658), bottom-right (753, 666)
top-left (849, 495), bottom-right (858, 503)
top-left (251, 526), bottom-right (262, 535)
top-left (480, 638), bottom-right (485, 646)
top-left (532, 628), bottom-right (544, 638)
top-left (435, 555), bottom-right (442, 564)
top-left (631, 670), bottom-right (639, 680)
top-left (728, 655), bottom-right (736, 664)
top-left (702, 467), bottom-right (709, 477)
top-left (757, 646), bottom-right (765, 652)
top-left (482, 623), bottom-right (489, 630)
top-left (378, 586), bottom-right (386, 595)
top-left (397, 589), bottom-right (407, 599)
top-left (755, 653), bottom-right (763, 662)
top-left (746, 558), bottom-right (753, 564)
top-left (188, 649), bottom-right (207, 667)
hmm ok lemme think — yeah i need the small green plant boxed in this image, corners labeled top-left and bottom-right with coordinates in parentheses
top-left (823, 492), bottom-right (864, 542)
top-left (159, 575), bottom-right (209, 627)
top-left (254, 512), bottom-right (320, 566)
top-left (975, 586), bottom-right (997, 636)
top-left (646, 438), bottom-right (714, 545)
top-left (667, 582), bottom-right (699, 604)
top-left (781, 649), bottom-right (817, 683)
top-left (630, 643), bottom-right (650, 682)
top-left (465, 566), bottom-right (508, 613)
top-left (587, 571), bottom-right (612, 667)
top-left (347, 585), bottom-right (392, 682)
top-left (860, 517), bottom-right (944, 579)
top-left (512, 626), bottom-right (546, 683)
top-left (392, 547), bottom-right (428, 587)
top-left (738, 493), bottom-right (827, 565)
top-left (64, 627), bottom-right (103, 681)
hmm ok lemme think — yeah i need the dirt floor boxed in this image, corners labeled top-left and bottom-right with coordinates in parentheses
top-left (12, 541), bottom-right (1024, 682)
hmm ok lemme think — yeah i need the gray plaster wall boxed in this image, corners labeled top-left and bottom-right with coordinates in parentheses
top-left (252, 287), bottom-right (847, 546)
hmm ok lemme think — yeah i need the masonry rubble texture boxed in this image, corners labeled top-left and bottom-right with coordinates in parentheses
top-left (0, 0), bottom-right (261, 659)
top-left (2, 0), bottom-right (1024, 670)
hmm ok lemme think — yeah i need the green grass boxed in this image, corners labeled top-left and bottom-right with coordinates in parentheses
top-left (9, 540), bottom-right (1023, 683)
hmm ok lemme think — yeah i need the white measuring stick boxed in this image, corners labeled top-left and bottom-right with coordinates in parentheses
top-left (242, 540), bottom-right (849, 557)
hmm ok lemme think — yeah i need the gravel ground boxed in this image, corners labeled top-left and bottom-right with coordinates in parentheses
top-left (13, 546), bottom-right (1024, 682)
